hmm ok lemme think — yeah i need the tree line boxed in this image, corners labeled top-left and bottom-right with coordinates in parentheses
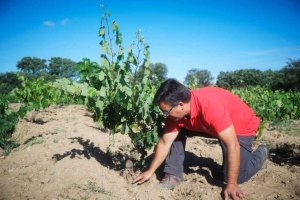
top-left (1, 56), bottom-right (299, 95)
top-left (0, 57), bottom-right (168, 95)
top-left (184, 59), bottom-right (300, 91)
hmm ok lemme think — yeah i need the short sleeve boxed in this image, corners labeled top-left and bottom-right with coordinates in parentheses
top-left (164, 117), bottom-right (180, 133)
top-left (203, 100), bottom-right (233, 134)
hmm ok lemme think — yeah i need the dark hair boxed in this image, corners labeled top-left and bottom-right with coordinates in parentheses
top-left (154, 79), bottom-right (191, 106)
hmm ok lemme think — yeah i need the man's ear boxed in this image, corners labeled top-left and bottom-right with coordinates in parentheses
top-left (178, 101), bottom-right (184, 110)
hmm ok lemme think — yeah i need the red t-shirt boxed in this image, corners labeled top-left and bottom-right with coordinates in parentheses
top-left (164, 87), bottom-right (260, 137)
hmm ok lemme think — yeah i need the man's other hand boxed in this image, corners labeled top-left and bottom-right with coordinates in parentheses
top-left (132, 170), bottom-right (153, 185)
top-left (223, 183), bottom-right (245, 200)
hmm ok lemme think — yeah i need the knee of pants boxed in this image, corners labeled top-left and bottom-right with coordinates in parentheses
top-left (237, 170), bottom-right (251, 184)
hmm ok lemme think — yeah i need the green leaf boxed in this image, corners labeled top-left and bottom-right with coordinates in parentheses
top-left (130, 123), bottom-right (140, 133)
top-left (87, 87), bottom-right (97, 97)
top-left (100, 40), bottom-right (110, 55)
top-left (66, 85), bottom-right (76, 94)
top-left (99, 87), bottom-right (106, 97)
top-left (100, 55), bottom-right (110, 68)
top-left (116, 31), bottom-right (122, 45)
top-left (124, 87), bottom-right (132, 97)
top-left (128, 55), bottom-right (137, 66)
top-left (276, 100), bottom-right (282, 107)
top-left (96, 99), bottom-right (104, 109)
top-left (98, 71), bottom-right (106, 81)
top-left (99, 26), bottom-right (105, 36)
top-left (124, 124), bottom-right (130, 135)
top-left (146, 132), bottom-right (152, 144)
top-left (112, 21), bottom-right (119, 32)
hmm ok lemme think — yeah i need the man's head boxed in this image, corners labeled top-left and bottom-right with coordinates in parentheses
top-left (154, 79), bottom-right (191, 120)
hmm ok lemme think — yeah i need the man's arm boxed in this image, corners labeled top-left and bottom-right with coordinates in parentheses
top-left (218, 125), bottom-right (245, 200)
top-left (133, 131), bottom-right (179, 184)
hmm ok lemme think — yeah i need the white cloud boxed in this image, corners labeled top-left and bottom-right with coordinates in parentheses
top-left (243, 49), bottom-right (280, 56)
top-left (43, 20), bottom-right (55, 27)
top-left (60, 18), bottom-right (70, 25)
top-left (243, 46), bottom-right (300, 56)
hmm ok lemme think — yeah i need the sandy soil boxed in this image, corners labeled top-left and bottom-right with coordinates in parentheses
top-left (0, 105), bottom-right (299, 200)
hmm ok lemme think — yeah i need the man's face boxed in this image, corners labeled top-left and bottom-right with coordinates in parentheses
top-left (159, 101), bottom-right (186, 121)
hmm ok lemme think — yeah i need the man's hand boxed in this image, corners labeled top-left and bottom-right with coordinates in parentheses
top-left (223, 183), bottom-right (245, 200)
top-left (133, 132), bottom-right (178, 185)
top-left (218, 125), bottom-right (244, 199)
top-left (132, 170), bottom-right (153, 185)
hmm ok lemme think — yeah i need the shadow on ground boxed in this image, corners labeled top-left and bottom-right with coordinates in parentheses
top-left (269, 143), bottom-right (300, 166)
top-left (184, 151), bottom-right (224, 186)
top-left (52, 137), bottom-right (129, 170)
top-left (144, 151), bottom-right (224, 187)
top-left (52, 136), bottom-right (228, 187)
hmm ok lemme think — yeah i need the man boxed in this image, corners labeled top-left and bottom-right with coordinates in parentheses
top-left (133, 79), bottom-right (268, 200)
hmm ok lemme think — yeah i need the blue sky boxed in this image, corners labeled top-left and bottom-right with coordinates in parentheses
top-left (1, 0), bottom-right (300, 82)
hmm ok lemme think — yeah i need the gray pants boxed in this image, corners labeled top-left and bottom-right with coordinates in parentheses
top-left (163, 129), bottom-right (266, 184)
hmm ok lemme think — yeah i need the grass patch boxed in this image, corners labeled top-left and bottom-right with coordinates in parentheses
top-left (24, 135), bottom-right (44, 148)
top-left (64, 181), bottom-right (112, 200)
top-left (274, 120), bottom-right (300, 136)
top-left (82, 181), bottom-right (111, 195)
top-left (50, 128), bottom-right (66, 135)
top-left (1, 140), bottom-right (19, 156)
top-left (18, 172), bottom-right (28, 176)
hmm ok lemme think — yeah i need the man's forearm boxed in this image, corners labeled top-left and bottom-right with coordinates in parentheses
top-left (226, 142), bottom-right (240, 184)
top-left (148, 139), bottom-right (172, 173)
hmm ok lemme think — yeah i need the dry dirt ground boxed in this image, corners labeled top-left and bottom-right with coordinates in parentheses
top-left (0, 105), bottom-right (299, 200)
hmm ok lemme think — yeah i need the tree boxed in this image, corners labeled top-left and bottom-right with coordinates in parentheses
top-left (48, 57), bottom-right (78, 80)
top-left (135, 62), bottom-right (168, 83)
top-left (0, 72), bottom-right (22, 94)
top-left (276, 59), bottom-right (300, 91)
top-left (216, 69), bottom-right (266, 89)
top-left (184, 69), bottom-right (214, 88)
top-left (215, 59), bottom-right (300, 91)
top-left (16, 57), bottom-right (47, 75)
top-left (262, 69), bottom-right (277, 89)
top-left (76, 58), bottom-right (101, 87)
top-left (150, 62), bottom-right (168, 81)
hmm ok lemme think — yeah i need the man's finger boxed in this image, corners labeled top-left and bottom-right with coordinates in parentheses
top-left (230, 192), bottom-right (238, 200)
top-left (224, 191), bottom-right (229, 200)
top-left (132, 176), bottom-right (142, 184)
top-left (137, 178), bottom-right (146, 185)
top-left (237, 190), bottom-right (245, 199)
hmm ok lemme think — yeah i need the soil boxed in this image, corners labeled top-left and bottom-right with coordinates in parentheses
top-left (0, 105), bottom-right (299, 200)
